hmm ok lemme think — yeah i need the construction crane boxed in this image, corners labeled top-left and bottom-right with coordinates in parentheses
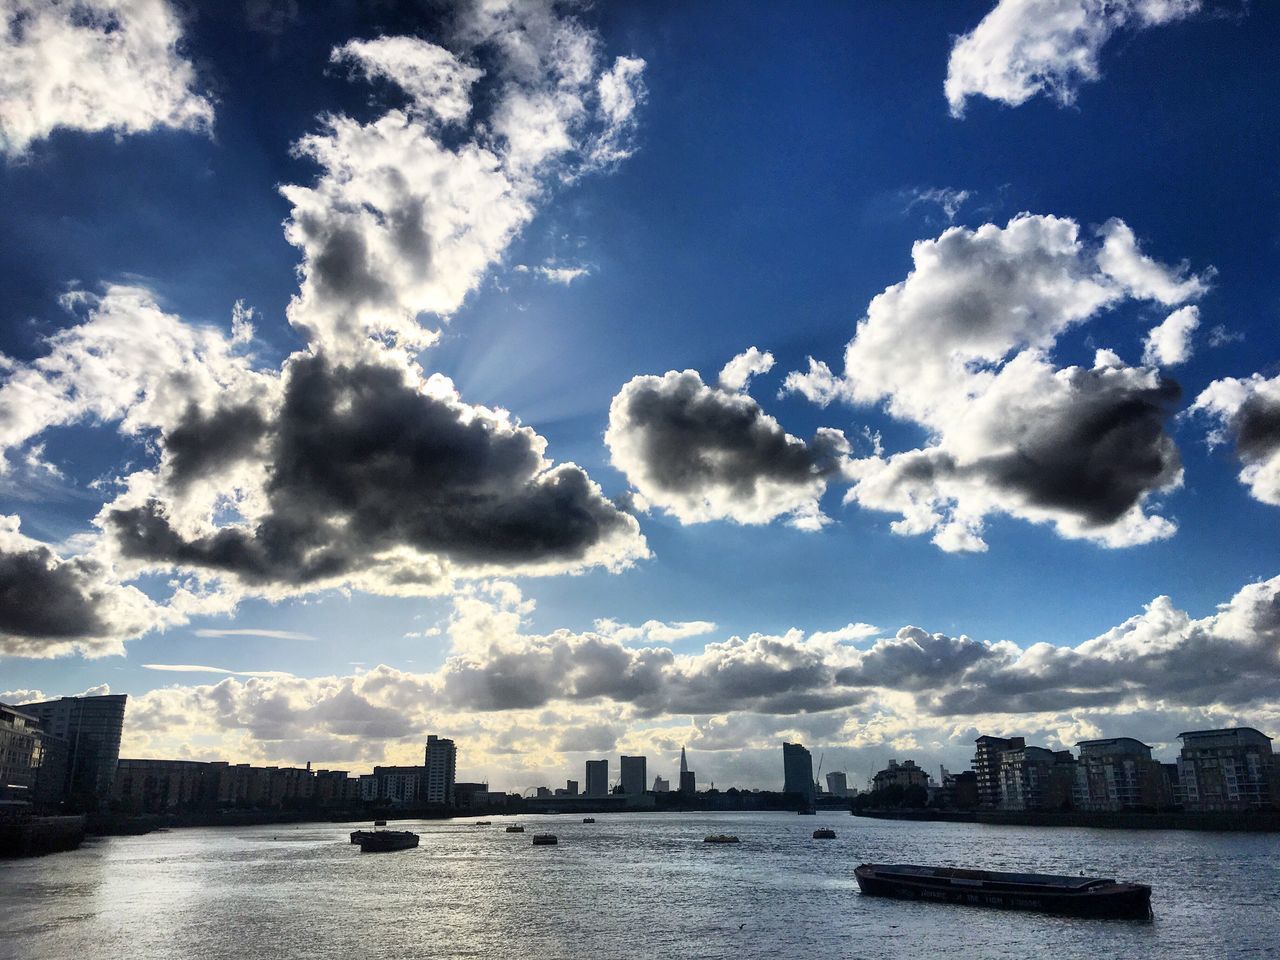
top-left (814, 752), bottom-right (825, 795)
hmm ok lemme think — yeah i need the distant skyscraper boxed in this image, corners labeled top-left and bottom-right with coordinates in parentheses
top-left (619, 755), bottom-right (647, 795)
top-left (423, 734), bottom-right (456, 805)
top-left (585, 759), bottom-right (609, 797)
top-left (783, 742), bottom-right (815, 805)
top-left (825, 771), bottom-right (849, 798)
top-left (565, 779), bottom-right (579, 796)
top-left (678, 747), bottom-right (695, 794)
top-left (22, 694), bottom-right (127, 803)
top-left (652, 776), bottom-right (670, 793)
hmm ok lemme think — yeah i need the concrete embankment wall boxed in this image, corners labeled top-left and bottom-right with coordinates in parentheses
top-left (853, 808), bottom-right (1280, 832)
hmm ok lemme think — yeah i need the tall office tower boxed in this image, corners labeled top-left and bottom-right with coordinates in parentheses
top-left (678, 747), bottom-right (696, 794)
top-left (782, 742), bottom-right (815, 805)
top-left (652, 776), bottom-right (670, 793)
top-left (825, 771), bottom-right (849, 798)
top-left (585, 759), bottom-right (609, 797)
top-left (619, 755), bottom-right (647, 796)
top-left (423, 735), bottom-right (457, 805)
top-left (22, 694), bottom-right (127, 804)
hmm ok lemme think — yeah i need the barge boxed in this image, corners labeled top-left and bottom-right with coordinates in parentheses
top-left (854, 863), bottom-right (1151, 919)
top-left (354, 829), bottom-right (419, 852)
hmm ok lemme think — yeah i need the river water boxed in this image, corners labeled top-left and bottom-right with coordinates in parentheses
top-left (2, 812), bottom-right (1277, 959)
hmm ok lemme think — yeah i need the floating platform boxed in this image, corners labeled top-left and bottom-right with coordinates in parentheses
top-left (505, 824), bottom-right (525, 833)
top-left (854, 863), bottom-right (1152, 919)
top-left (532, 834), bottom-right (558, 845)
top-left (813, 828), bottom-right (836, 839)
top-left (703, 834), bottom-right (740, 844)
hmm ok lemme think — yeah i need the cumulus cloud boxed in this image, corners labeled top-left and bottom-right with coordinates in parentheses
top-left (0, 287), bottom-right (268, 474)
top-left (102, 351), bottom-right (646, 597)
top-left (108, 574), bottom-right (1280, 785)
top-left (786, 214), bottom-right (1208, 551)
top-left (0, 515), bottom-right (161, 658)
top-left (0, 0), bottom-right (214, 157)
top-left (593, 618), bottom-right (718, 645)
top-left (946, 0), bottom-right (1201, 118)
top-left (607, 360), bottom-right (850, 530)
top-left (1142, 305), bottom-right (1199, 367)
top-left (1192, 374), bottom-right (1280, 506)
top-left (0, 3), bottom-right (650, 654)
top-left (282, 2), bottom-right (646, 353)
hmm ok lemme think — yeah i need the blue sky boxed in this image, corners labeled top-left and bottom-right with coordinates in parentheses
top-left (1, 0), bottom-right (1278, 790)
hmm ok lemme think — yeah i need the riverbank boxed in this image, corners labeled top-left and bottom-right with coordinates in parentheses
top-left (853, 807), bottom-right (1280, 832)
top-left (0, 815), bottom-right (86, 858)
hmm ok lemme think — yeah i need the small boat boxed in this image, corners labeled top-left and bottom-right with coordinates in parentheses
top-left (505, 824), bottom-right (525, 833)
top-left (582, 818), bottom-right (595, 824)
top-left (813, 828), bottom-right (836, 839)
top-left (854, 864), bottom-right (1152, 919)
top-left (474, 821), bottom-right (492, 826)
top-left (532, 834), bottom-right (558, 845)
top-left (356, 830), bottom-right (419, 853)
top-left (373, 819), bottom-right (387, 827)
top-left (703, 834), bottom-right (740, 844)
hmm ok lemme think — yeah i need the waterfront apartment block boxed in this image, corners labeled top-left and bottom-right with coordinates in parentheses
top-left (1075, 738), bottom-right (1170, 811)
top-left (997, 746), bottom-right (1076, 811)
top-left (111, 759), bottom-right (358, 813)
top-left (972, 736), bottom-right (1024, 807)
top-left (21, 694), bottom-right (127, 804)
top-left (1177, 728), bottom-right (1279, 811)
top-left (620, 755), bottom-right (647, 796)
top-left (871, 759), bottom-right (929, 792)
top-left (424, 735), bottom-right (457, 805)
top-left (782, 742), bottom-right (815, 805)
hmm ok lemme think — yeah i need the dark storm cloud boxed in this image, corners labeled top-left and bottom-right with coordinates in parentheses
top-left (0, 546), bottom-right (109, 639)
top-left (606, 369), bottom-right (848, 525)
top-left (107, 353), bottom-right (640, 588)
top-left (165, 401), bottom-right (270, 489)
top-left (1231, 393), bottom-right (1280, 464)
top-left (977, 369), bottom-right (1182, 526)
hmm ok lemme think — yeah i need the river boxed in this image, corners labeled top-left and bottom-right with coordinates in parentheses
top-left (2, 812), bottom-right (1277, 959)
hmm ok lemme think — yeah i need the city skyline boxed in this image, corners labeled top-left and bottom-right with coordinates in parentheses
top-left (2, 1), bottom-right (1280, 794)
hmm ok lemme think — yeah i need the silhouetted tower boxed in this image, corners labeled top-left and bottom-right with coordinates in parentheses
top-left (679, 746), bottom-right (696, 794)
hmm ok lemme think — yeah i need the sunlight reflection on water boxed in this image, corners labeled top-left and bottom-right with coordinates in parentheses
top-left (2, 812), bottom-right (1278, 959)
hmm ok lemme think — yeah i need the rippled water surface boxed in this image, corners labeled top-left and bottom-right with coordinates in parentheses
top-left (2, 813), bottom-right (1278, 959)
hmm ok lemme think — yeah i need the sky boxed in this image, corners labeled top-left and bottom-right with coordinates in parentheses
top-left (1, 0), bottom-right (1278, 793)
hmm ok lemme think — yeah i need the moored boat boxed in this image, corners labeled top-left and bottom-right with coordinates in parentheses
top-left (813, 828), bottom-right (836, 839)
top-left (854, 864), bottom-right (1152, 919)
top-left (703, 834), bottom-right (740, 844)
top-left (505, 824), bottom-right (525, 833)
top-left (582, 817), bottom-right (595, 823)
top-left (356, 830), bottom-right (419, 853)
top-left (532, 833), bottom-right (558, 845)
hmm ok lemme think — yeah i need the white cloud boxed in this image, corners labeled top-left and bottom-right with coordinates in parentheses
top-left (594, 618), bottom-right (718, 645)
top-left (786, 214), bottom-right (1208, 551)
top-left (905, 186), bottom-right (971, 223)
top-left (142, 663), bottom-right (295, 678)
top-left (718, 346), bottom-right (775, 392)
top-left (1142, 305), bottom-right (1199, 366)
top-left (282, 1), bottom-right (647, 354)
top-left (946, 0), bottom-right (1201, 118)
top-left (109, 575), bottom-right (1280, 786)
top-left (0, 0), bottom-right (214, 157)
top-left (1192, 374), bottom-right (1280, 506)
top-left (192, 628), bottom-right (317, 641)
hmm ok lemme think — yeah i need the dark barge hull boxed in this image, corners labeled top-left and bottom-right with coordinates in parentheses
top-left (854, 863), bottom-right (1151, 919)
top-left (354, 830), bottom-right (420, 852)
